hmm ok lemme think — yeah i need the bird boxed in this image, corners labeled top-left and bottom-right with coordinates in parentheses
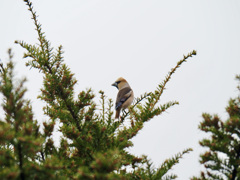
top-left (112, 77), bottom-right (134, 119)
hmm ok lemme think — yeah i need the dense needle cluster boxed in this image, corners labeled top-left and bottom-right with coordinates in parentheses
top-left (192, 76), bottom-right (240, 180)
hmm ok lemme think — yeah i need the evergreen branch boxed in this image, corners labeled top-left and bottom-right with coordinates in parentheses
top-left (128, 149), bottom-right (192, 180)
top-left (0, 50), bottom-right (45, 179)
top-left (106, 99), bottom-right (114, 127)
top-left (23, 0), bottom-right (50, 62)
top-left (121, 50), bottom-right (196, 122)
top-left (193, 76), bottom-right (240, 179)
top-left (152, 50), bottom-right (196, 109)
top-left (162, 174), bottom-right (178, 180)
top-left (236, 74), bottom-right (240, 91)
top-left (17, 0), bottom-right (86, 134)
top-left (154, 148), bottom-right (193, 179)
top-left (99, 90), bottom-right (106, 122)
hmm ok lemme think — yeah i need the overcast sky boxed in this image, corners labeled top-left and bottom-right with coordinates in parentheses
top-left (1, 0), bottom-right (240, 179)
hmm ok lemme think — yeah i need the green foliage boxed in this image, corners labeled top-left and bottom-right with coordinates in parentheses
top-left (192, 76), bottom-right (240, 180)
top-left (127, 148), bottom-right (193, 180)
top-left (0, 49), bottom-right (48, 179)
top-left (0, 0), bottom-right (197, 179)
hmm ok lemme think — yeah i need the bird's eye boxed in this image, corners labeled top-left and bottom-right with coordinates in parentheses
top-left (116, 81), bottom-right (121, 84)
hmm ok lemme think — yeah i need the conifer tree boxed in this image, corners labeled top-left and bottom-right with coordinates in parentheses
top-left (192, 76), bottom-right (240, 180)
top-left (0, 0), bottom-right (197, 179)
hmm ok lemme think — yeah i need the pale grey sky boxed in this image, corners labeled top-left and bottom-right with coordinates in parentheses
top-left (1, 0), bottom-right (240, 179)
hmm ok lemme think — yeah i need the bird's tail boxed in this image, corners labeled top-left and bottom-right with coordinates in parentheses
top-left (115, 109), bottom-right (120, 119)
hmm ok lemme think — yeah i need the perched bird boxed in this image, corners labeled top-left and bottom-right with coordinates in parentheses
top-left (112, 77), bottom-right (134, 119)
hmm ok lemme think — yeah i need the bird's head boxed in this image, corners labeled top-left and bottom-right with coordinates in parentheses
top-left (112, 77), bottom-right (128, 90)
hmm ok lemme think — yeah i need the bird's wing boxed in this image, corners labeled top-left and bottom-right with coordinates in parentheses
top-left (115, 87), bottom-right (132, 110)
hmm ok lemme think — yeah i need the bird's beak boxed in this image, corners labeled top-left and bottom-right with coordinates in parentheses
top-left (112, 82), bottom-right (118, 88)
